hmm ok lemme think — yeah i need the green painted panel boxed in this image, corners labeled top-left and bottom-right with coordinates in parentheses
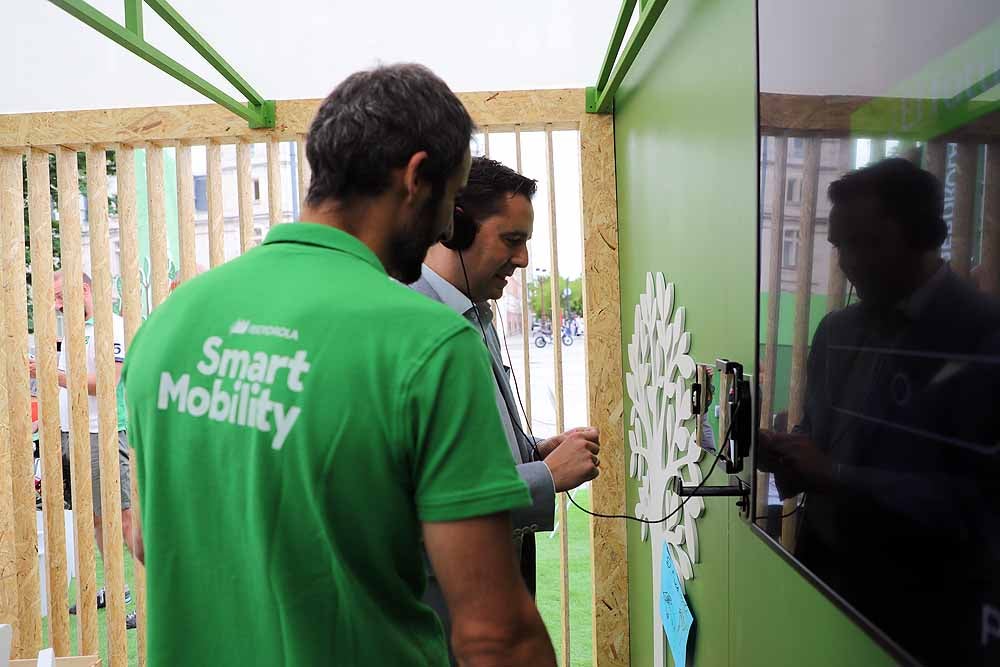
top-left (132, 147), bottom-right (181, 316)
top-left (757, 293), bottom-right (827, 348)
top-left (729, 519), bottom-right (894, 667)
top-left (614, 0), bottom-right (755, 664)
top-left (134, 148), bottom-right (181, 267)
top-left (612, 0), bottom-right (896, 665)
top-left (757, 344), bottom-right (792, 417)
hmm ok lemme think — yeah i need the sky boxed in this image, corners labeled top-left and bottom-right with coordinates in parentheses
top-left (5, 0), bottom-right (620, 113)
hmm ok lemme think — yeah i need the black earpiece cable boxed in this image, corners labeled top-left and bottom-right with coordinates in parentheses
top-left (493, 295), bottom-right (737, 525)
top-left (460, 253), bottom-right (544, 460)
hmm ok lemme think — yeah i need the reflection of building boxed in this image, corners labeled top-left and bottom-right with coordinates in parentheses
top-left (759, 136), bottom-right (850, 296)
top-left (76, 144), bottom-right (298, 304)
top-left (190, 142), bottom-right (298, 260)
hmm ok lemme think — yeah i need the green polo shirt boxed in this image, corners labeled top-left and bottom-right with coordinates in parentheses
top-left (123, 222), bottom-right (530, 667)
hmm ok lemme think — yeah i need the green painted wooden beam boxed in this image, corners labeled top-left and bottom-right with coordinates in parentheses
top-left (595, 0), bottom-right (637, 93)
top-left (124, 0), bottom-right (142, 38)
top-left (587, 0), bottom-right (670, 114)
top-left (48, 0), bottom-right (275, 128)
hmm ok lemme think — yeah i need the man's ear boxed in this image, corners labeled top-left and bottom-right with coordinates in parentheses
top-left (402, 151), bottom-right (431, 205)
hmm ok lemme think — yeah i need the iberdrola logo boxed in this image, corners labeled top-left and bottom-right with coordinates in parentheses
top-left (228, 318), bottom-right (299, 341)
top-left (230, 319), bottom-right (251, 335)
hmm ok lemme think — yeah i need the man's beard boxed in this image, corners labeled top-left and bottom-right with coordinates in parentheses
top-left (387, 194), bottom-right (444, 285)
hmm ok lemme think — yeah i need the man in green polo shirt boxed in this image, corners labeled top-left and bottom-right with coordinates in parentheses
top-left (123, 64), bottom-right (556, 667)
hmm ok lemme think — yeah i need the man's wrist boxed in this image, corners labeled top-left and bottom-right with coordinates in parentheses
top-left (541, 459), bottom-right (557, 494)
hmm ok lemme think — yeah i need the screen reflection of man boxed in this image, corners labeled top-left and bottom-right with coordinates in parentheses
top-left (760, 158), bottom-right (1000, 666)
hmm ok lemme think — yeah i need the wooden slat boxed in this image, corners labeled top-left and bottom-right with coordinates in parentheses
top-left (28, 150), bottom-right (69, 655)
top-left (827, 247), bottom-right (848, 313)
top-left (146, 146), bottom-right (169, 309)
top-left (869, 140), bottom-right (886, 163)
top-left (782, 137), bottom-right (821, 549)
top-left (760, 136), bottom-right (787, 430)
top-left (897, 141), bottom-right (921, 165)
top-left (982, 143), bottom-right (1000, 296)
top-left (0, 150), bottom-right (40, 658)
top-left (483, 129), bottom-right (491, 158)
top-left (115, 146), bottom-right (146, 659)
top-left (267, 138), bottom-right (282, 227)
top-left (543, 126), bottom-right (571, 665)
top-left (826, 139), bottom-right (854, 315)
top-left (579, 111), bottom-right (628, 667)
top-left (128, 468), bottom-right (146, 667)
top-left (85, 147), bottom-right (128, 667)
top-left (924, 141), bottom-right (946, 183)
top-left (0, 257), bottom-right (16, 642)
top-left (116, 147), bottom-right (143, 351)
top-left (206, 143), bottom-right (225, 268)
top-left (0, 90), bottom-right (588, 148)
top-left (758, 136), bottom-right (788, 524)
top-left (236, 141), bottom-right (255, 253)
top-left (175, 144), bottom-right (197, 285)
top-left (296, 135), bottom-right (311, 216)
top-left (950, 144), bottom-right (978, 278)
top-left (50, 148), bottom-right (98, 653)
top-left (0, 155), bottom-right (22, 653)
top-left (515, 127), bottom-right (533, 428)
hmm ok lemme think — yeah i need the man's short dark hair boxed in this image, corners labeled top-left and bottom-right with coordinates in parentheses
top-left (827, 157), bottom-right (947, 250)
top-left (456, 157), bottom-right (538, 222)
top-left (305, 64), bottom-right (473, 206)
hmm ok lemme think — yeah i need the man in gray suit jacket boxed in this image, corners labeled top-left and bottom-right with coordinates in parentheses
top-left (411, 157), bottom-right (601, 660)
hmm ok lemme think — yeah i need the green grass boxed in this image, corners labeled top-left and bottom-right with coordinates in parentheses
top-left (38, 494), bottom-right (595, 667)
top-left (41, 548), bottom-right (139, 666)
top-left (535, 487), bottom-right (595, 667)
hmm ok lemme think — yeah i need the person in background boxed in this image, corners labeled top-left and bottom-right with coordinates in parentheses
top-left (32, 270), bottom-right (138, 629)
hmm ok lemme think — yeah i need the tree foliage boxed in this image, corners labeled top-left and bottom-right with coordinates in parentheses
top-left (529, 275), bottom-right (582, 320)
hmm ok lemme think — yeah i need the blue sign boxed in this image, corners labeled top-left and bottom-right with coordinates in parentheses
top-left (659, 543), bottom-right (694, 667)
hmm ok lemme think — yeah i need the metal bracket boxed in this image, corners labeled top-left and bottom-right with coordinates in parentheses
top-left (48, 0), bottom-right (275, 128)
top-left (677, 478), bottom-right (751, 517)
top-left (587, 0), bottom-right (670, 114)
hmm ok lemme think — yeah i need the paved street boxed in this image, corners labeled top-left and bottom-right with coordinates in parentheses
top-left (495, 331), bottom-right (590, 439)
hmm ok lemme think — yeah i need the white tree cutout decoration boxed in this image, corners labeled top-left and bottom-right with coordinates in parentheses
top-left (626, 273), bottom-right (702, 667)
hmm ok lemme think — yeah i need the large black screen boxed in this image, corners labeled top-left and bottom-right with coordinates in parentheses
top-left (754, 3), bottom-right (1000, 665)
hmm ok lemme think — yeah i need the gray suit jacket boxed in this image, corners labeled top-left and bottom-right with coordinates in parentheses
top-left (409, 272), bottom-right (556, 535)
top-left (411, 270), bottom-right (556, 662)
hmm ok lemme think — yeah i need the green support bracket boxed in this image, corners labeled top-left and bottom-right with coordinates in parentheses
top-left (595, 0), bottom-right (637, 94)
top-left (587, 0), bottom-right (670, 114)
top-left (124, 0), bottom-right (142, 37)
top-left (48, 0), bottom-right (275, 128)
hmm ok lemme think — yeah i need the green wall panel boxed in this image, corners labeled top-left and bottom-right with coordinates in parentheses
top-left (729, 521), bottom-right (895, 667)
top-left (757, 293), bottom-right (827, 348)
top-left (612, 1), bottom-right (896, 665)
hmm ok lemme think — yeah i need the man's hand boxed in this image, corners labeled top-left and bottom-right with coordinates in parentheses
top-left (28, 358), bottom-right (37, 379)
top-left (758, 430), bottom-right (837, 496)
top-left (536, 426), bottom-right (598, 459)
top-left (542, 427), bottom-right (600, 492)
